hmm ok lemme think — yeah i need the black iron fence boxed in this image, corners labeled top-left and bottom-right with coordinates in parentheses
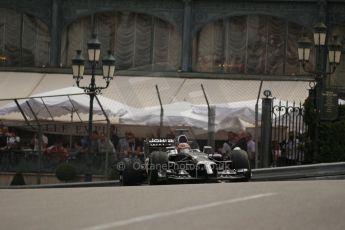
top-left (271, 101), bottom-right (308, 167)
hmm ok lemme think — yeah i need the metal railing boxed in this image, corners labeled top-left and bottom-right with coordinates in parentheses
top-left (1, 162), bottom-right (344, 188)
top-left (252, 162), bottom-right (345, 181)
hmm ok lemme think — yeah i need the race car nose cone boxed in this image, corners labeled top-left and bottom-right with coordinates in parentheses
top-left (205, 164), bottom-right (214, 175)
top-left (198, 161), bottom-right (215, 175)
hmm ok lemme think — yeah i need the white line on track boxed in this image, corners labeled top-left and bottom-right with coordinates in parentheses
top-left (82, 193), bottom-right (276, 230)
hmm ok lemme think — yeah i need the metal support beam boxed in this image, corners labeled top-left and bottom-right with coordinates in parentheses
top-left (155, 85), bottom-right (164, 137)
top-left (201, 84), bottom-right (215, 150)
top-left (14, 99), bottom-right (31, 127)
top-left (40, 97), bottom-right (55, 121)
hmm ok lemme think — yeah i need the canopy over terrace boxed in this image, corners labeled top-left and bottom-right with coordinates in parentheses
top-left (0, 72), bottom-right (310, 105)
top-left (0, 86), bottom-right (128, 134)
top-left (119, 100), bottom-right (258, 133)
top-left (0, 72), bottom-right (311, 136)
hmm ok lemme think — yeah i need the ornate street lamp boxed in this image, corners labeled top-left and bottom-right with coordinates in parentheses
top-left (297, 22), bottom-right (343, 106)
top-left (72, 34), bottom-right (115, 180)
top-left (72, 50), bottom-right (85, 83)
top-left (297, 22), bottom-right (343, 161)
top-left (297, 22), bottom-right (342, 75)
top-left (313, 22), bottom-right (327, 46)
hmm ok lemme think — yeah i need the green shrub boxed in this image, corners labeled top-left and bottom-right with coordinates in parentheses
top-left (318, 119), bottom-right (345, 162)
top-left (55, 163), bottom-right (77, 182)
top-left (108, 167), bottom-right (119, 180)
top-left (304, 102), bottom-right (345, 163)
top-left (317, 105), bottom-right (345, 162)
top-left (10, 172), bottom-right (26, 186)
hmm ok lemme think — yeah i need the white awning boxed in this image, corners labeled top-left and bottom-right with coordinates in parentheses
top-left (0, 71), bottom-right (311, 130)
top-left (0, 86), bottom-right (128, 120)
top-left (0, 72), bottom-right (310, 107)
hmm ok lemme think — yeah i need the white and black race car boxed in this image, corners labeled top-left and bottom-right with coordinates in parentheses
top-left (118, 135), bottom-right (251, 186)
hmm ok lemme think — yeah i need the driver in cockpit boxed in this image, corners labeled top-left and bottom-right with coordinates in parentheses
top-left (177, 142), bottom-right (191, 154)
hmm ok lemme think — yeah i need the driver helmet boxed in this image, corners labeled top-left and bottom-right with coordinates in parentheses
top-left (177, 142), bottom-right (190, 154)
top-left (177, 135), bottom-right (188, 143)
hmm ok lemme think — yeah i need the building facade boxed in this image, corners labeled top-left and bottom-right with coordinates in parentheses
top-left (0, 0), bottom-right (344, 89)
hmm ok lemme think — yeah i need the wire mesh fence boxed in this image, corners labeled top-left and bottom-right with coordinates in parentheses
top-left (0, 75), bottom-right (312, 178)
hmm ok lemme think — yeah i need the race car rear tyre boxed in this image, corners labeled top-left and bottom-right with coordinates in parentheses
top-left (231, 149), bottom-right (251, 182)
top-left (120, 158), bottom-right (143, 186)
top-left (148, 151), bottom-right (168, 185)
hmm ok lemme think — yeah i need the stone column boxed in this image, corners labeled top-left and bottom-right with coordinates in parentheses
top-left (181, 0), bottom-right (192, 72)
top-left (50, 0), bottom-right (62, 67)
top-left (260, 92), bottom-right (273, 168)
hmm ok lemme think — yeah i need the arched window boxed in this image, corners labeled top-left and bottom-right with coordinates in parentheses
top-left (193, 15), bottom-right (314, 76)
top-left (0, 8), bottom-right (50, 67)
top-left (61, 12), bottom-right (181, 71)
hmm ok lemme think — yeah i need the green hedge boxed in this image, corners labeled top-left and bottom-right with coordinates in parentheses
top-left (305, 100), bottom-right (345, 163)
top-left (55, 163), bottom-right (77, 182)
top-left (318, 114), bottom-right (345, 162)
top-left (108, 168), bottom-right (119, 180)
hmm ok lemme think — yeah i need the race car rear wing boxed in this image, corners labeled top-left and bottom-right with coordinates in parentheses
top-left (144, 138), bottom-right (175, 156)
top-left (145, 138), bottom-right (175, 147)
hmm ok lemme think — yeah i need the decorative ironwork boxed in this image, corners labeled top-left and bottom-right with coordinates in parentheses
top-left (271, 100), bottom-right (307, 167)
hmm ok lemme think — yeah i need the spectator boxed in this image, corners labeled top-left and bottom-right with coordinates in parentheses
top-left (0, 129), bottom-right (8, 164)
top-left (222, 131), bottom-right (238, 155)
top-left (80, 136), bottom-right (89, 148)
top-left (127, 132), bottom-right (143, 157)
top-left (110, 125), bottom-right (119, 151)
top-left (31, 133), bottom-right (48, 151)
top-left (99, 133), bottom-right (116, 156)
top-left (46, 140), bottom-right (68, 162)
top-left (0, 128), bottom-right (7, 149)
top-left (281, 131), bottom-right (298, 166)
top-left (90, 131), bottom-right (100, 155)
top-left (7, 132), bottom-right (20, 149)
top-left (67, 142), bottom-right (85, 161)
top-left (117, 131), bottom-right (130, 158)
top-left (42, 133), bottom-right (48, 149)
top-left (272, 140), bottom-right (281, 167)
top-left (235, 131), bottom-right (248, 151)
top-left (246, 132), bottom-right (255, 168)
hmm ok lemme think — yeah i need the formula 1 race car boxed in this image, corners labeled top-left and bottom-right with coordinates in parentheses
top-left (118, 134), bottom-right (251, 186)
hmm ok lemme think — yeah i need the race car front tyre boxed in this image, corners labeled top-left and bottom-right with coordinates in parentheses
top-left (120, 158), bottom-right (143, 186)
top-left (231, 149), bottom-right (251, 181)
top-left (148, 151), bottom-right (168, 185)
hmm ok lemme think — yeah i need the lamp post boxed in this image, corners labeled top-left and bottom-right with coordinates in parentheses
top-left (297, 22), bottom-right (342, 161)
top-left (298, 22), bottom-right (342, 79)
top-left (72, 34), bottom-right (115, 181)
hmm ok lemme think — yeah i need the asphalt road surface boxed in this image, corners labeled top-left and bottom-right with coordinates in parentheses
top-left (1, 180), bottom-right (345, 230)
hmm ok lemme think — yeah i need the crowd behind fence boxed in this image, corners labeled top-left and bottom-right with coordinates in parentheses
top-left (0, 95), bottom-right (308, 174)
top-left (0, 122), bottom-right (311, 178)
